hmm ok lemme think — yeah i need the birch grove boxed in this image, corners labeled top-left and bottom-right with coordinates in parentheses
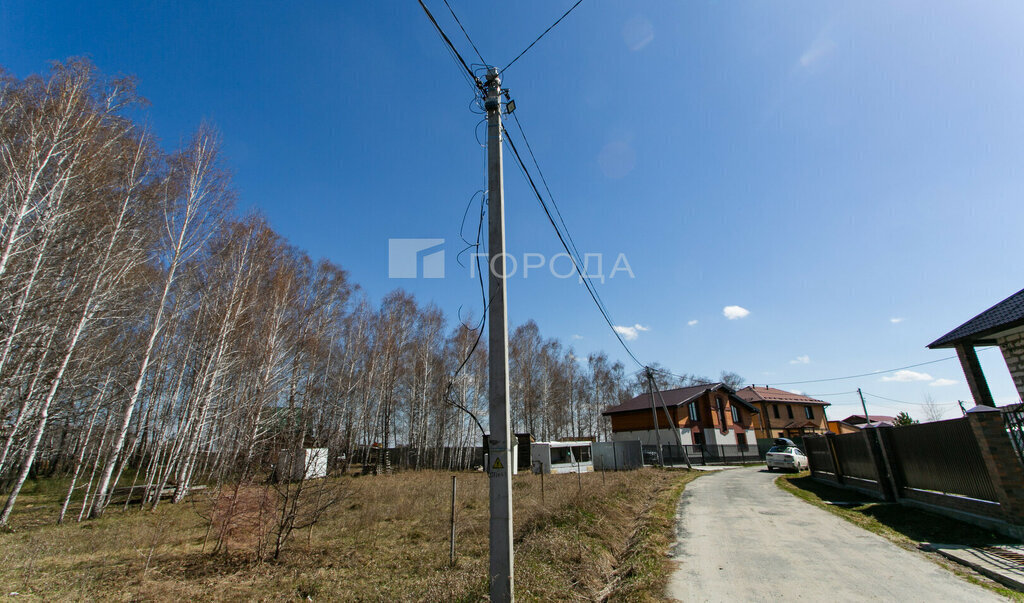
top-left (0, 60), bottom-right (645, 526)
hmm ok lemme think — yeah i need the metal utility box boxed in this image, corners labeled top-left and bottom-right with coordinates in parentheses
top-left (529, 440), bottom-right (594, 474)
top-left (483, 433), bottom-right (520, 474)
top-left (278, 447), bottom-right (328, 481)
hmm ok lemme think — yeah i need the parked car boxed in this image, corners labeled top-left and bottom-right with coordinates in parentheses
top-left (766, 439), bottom-right (809, 472)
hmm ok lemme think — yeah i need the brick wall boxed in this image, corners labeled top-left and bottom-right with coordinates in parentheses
top-left (967, 407), bottom-right (1024, 526)
top-left (998, 331), bottom-right (1024, 402)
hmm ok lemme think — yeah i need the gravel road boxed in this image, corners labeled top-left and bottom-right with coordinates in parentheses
top-left (666, 465), bottom-right (1004, 602)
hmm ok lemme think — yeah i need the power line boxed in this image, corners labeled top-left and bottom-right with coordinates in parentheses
top-left (422, 0), bottom-right (640, 372)
top-left (415, 1), bottom-right (493, 436)
top-left (766, 355), bottom-right (963, 386)
top-left (502, 125), bottom-right (644, 368)
top-left (505, 110), bottom-right (620, 329)
top-left (501, 0), bottom-right (586, 73)
top-left (507, 111), bottom-right (589, 282)
top-left (441, 0), bottom-right (487, 67)
top-left (417, 0), bottom-right (482, 90)
top-left (863, 391), bottom-right (959, 407)
top-left (801, 390), bottom-right (860, 398)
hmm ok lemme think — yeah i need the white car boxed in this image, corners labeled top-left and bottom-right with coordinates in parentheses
top-left (766, 444), bottom-right (809, 472)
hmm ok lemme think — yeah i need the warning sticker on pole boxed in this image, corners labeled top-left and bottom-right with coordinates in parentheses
top-left (492, 457), bottom-right (504, 470)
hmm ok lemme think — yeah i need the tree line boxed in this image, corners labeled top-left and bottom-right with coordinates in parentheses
top-left (0, 60), bottom-right (739, 526)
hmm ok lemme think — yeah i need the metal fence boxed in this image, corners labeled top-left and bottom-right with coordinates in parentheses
top-left (592, 441), bottom-right (643, 471)
top-left (804, 436), bottom-right (836, 475)
top-left (642, 444), bottom-right (756, 466)
top-left (829, 431), bottom-right (882, 485)
top-left (806, 416), bottom-right (1003, 519)
top-left (882, 418), bottom-right (998, 502)
top-left (1001, 403), bottom-right (1024, 466)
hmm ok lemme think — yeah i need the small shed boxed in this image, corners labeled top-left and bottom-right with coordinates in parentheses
top-left (278, 448), bottom-right (328, 481)
top-left (530, 440), bottom-right (594, 474)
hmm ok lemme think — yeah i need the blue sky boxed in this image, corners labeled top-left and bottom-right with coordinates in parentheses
top-left (4, 1), bottom-right (1023, 419)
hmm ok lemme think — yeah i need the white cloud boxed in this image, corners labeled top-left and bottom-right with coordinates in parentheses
top-left (687, 319), bottom-right (698, 326)
top-left (723, 305), bottom-right (750, 320)
top-left (890, 317), bottom-right (904, 324)
top-left (881, 369), bottom-right (933, 382)
top-left (571, 334), bottom-right (583, 340)
top-left (930, 378), bottom-right (958, 387)
top-left (799, 35), bottom-right (836, 68)
top-left (612, 323), bottom-right (649, 341)
top-left (790, 355), bottom-right (811, 365)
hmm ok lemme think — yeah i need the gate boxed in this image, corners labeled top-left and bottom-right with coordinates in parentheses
top-left (1001, 403), bottom-right (1024, 466)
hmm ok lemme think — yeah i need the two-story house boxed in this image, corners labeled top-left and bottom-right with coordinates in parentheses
top-left (602, 383), bottom-right (760, 449)
top-left (734, 385), bottom-right (831, 440)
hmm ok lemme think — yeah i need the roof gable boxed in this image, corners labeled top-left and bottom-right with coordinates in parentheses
top-left (928, 287), bottom-right (1024, 348)
top-left (603, 383), bottom-right (758, 415)
top-left (735, 386), bottom-right (831, 406)
top-left (843, 414), bottom-right (896, 424)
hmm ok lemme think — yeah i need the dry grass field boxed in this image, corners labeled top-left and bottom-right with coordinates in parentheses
top-left (0, 468), bottom-right (697, 601)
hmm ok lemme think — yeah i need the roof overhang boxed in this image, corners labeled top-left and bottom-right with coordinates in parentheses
top-left (928, 320), bottom-right (1024, 349)
top-left (927, 287), bottom-right (1024, 349)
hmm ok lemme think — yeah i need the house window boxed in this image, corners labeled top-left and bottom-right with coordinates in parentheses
top-left (772, 405), bottom-right (780, 419)
top-left (737, 433), bottom-right (748, 451)
top-left (786, 405), bottom-right (794, 419)
top-left (804, 405), bottom-right (813, 419)
top-left (688, 401), bottom-right (698, 421)
top-left (731, 405), bottom-right (740, 424)
top-left (716, 397), bottom-right (728, 432)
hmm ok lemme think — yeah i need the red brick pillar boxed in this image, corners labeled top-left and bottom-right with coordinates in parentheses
top-left (967, 406), bottom-right (1024, 526)
top-left (957, 343), bottom-right (996, 407)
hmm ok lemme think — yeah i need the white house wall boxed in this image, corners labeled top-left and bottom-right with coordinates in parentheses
top-left (611, 428), bottom-right (750, 447)
top-left (612, 429), bottom-right (695, 446)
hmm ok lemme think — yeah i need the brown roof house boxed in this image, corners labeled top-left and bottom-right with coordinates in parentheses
top-left (602, 383), bottom-right (760, 449)
top-left (842, 414), bottom-right (895, 427)
top-left (827, 414), bottom-right (895, 434)
top-left (734, 386), bottom-right (831, 440)
top-left (928, 286), bottom-right (1024, 406)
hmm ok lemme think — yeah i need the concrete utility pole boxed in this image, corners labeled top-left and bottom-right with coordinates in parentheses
top-left (649, 371), bottom-right (691, 469)
top-left (484, 67), bottom-right (514, 603)
top-left (646, 372), bottom-right (665, 466)
top-left (857, 388), bottom-right (870, 426)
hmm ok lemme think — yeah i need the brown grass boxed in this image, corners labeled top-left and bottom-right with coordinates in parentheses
top-left (0, 468), bottom-right (697, 601)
